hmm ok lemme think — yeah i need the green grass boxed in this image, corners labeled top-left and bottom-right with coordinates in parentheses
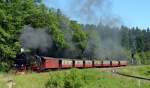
top-left (118, 65), bottom-right (150, 78)
top-left (0, 74), bottom-right (7, 88)
top-left (0, 72), bottom-right (50, 88)
top-left (0, 68), bottom-right (150, 88)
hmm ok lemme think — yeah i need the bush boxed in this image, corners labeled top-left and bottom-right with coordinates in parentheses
top-left (0, 61), bottom-right (11, 72)
top-left (45, 69), bottom-right (102, 88)
top-left (63, 69), bottom-right (84, 88)
top-left (45, 69), bottom-right (87, 88)
top-left (45, 73), bottom-right (64, 88)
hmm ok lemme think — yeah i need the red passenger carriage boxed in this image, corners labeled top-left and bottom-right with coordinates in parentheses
top-left (102, 60), bottom-right (111, 67)
top-left (111, 60), bottom-right (119, 67)
top-left (93, 60), bottom-right (102, 67)
top-left (73, 60), bottom-right (83, 68)
top-left (41, 57), bottom-right (59, 69)
top-left (84, 60), bottom-right (93, 68)
top-left (59, 59), bottom-right (73, 68)
top-left (119, 61), bottom-right (127, 66)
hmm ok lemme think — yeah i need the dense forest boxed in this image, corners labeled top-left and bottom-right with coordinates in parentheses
top-left (0, 0), bottom-right (150, 71)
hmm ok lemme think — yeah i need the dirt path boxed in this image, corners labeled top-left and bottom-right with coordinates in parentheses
top-left (0, 74), bottom-right (16, 88)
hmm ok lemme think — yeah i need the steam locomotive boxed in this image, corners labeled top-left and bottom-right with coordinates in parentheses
top-left (15, 48), bottom-right (127, 72)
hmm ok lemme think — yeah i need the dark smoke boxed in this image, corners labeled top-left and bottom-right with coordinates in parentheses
top-left (20, 25), bottom-right (52, 52)
top-left (97, 25), bottom-right (126, 59)
top-left (83, 24), bottom-right (127, 60)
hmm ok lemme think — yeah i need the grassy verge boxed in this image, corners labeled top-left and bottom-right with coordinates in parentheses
top-left (0, 69), bottom-right (150, 88)
top-left (118, 65), bottom-right (150, 78)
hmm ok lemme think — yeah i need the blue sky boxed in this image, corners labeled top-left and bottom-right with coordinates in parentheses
top-left (44, 0), bottom-right (150, 29)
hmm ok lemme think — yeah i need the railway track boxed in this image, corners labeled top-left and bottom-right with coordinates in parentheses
top-left (99, 67), bottom-right (150, 81)
top-left (114, 71), bottom-right (150, 81)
